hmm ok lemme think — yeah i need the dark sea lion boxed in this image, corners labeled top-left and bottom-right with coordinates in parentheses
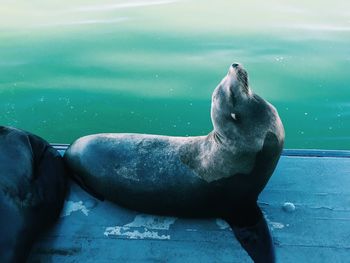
top-left (0, 126), bottom-right (67, 263)
top-left (64, 63), bottom-right (284, 262)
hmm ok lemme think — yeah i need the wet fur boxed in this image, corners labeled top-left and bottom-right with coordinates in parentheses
top-left (64, 64), bottom-right (284, 225)
top-left (0, 127), bottom-right (67, 263)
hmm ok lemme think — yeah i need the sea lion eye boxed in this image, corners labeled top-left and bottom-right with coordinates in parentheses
top-left (231, 113), bottom-right (238, 121)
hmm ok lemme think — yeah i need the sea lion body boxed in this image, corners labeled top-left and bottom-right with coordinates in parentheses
top-left (65, 64), bottom-right (284, 262)
top-left (66, 134), bottom-right (213, 215)
top-left (64, 64), bottom-right (284, 218)
top-left (0, 126), bottom-right (67, 263)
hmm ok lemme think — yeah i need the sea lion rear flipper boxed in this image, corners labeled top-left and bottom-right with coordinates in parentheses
top-left (224, 203), bottom-right (276, 263)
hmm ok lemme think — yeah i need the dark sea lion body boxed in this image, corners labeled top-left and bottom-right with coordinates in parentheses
top-left (64, 64), bottom-right (284, 219)
top-left (0, 126), bottom-right (67, 263)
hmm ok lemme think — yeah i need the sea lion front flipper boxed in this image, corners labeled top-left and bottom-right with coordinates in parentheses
top-left (224, 204), bottom-right (276, 263)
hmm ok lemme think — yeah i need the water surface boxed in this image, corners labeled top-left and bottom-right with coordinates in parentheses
top-left (1, 0), bottom-right (349, 149)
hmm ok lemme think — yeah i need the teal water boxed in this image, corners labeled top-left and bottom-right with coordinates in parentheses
top-left (1, 0), bottom-right (349, 149)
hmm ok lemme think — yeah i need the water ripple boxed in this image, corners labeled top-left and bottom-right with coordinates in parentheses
top-left (37, 17), bottom-right (128, 27)
top-left (279, 24), bottom-right (350, 32)
top-left (74, 0), bottom-right (177, 13)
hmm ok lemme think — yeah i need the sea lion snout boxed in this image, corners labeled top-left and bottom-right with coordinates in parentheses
top-left (228, 63), bottom-right (249, 96)
top-left (229, 63), bottom-right (243, 75)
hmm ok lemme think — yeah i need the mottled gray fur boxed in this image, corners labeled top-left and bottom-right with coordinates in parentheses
top-left (64, 63), bottom-right (284, 215)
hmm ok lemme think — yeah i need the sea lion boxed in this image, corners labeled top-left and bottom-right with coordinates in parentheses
top-left (0, 126), bottom-right (67, 263)
top-left (64, 63), bottom-right (284, 262)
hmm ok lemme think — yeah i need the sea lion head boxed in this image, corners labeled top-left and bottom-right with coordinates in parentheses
top-left (211, 63), bottom-right (284, 152)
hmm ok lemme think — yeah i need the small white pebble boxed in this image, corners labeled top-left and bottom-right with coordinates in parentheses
top-left (282, 202), bottom-right (295, 212)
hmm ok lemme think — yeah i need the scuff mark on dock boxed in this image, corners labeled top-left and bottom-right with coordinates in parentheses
top-left (216, 219), bottom-right (231, 230)
top-left (61, 200), bottom-right (89, 217)
top-left (104, 214), bottom-right (177, 240)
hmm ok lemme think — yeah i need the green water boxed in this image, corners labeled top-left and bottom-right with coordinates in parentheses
top-left (1, 0), bottom-right (349, 149)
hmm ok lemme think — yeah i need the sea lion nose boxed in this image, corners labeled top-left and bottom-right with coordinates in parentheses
top-left (231, 63), bottom-right (240, 68)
